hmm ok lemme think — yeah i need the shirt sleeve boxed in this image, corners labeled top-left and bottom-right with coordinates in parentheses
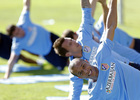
top-left (94, 14), bottom-right (104, 36)
top-left (113, 28), bottom-right (133, 47)
top-left (95, 15), bottom-right (133, 47)
top-left (97, 39), bottom-right (114, 60)
top-left (11, 38), bottom-right (22, 56)
top-left (17, 9), bottom-right (31, 26)
top-left (78, 8), bottom-right (95, 41)
top-left (69, 73), bottom-right (83, 100)
top-left (103, 39), bottom-right (114, 56)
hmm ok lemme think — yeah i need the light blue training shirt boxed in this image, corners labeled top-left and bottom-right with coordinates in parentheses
top-left (88, 39), bottom-right (140, 100)
top-left (97, 16), bottom-right (140, 64)
top-left (11, 9), bottom-right (52, 56)
top-left (94, 15), bottom-right (133, 47)
top-left (69, 8), bottom-right (130, 100)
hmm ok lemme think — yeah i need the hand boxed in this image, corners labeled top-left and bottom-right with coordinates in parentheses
top-left (4, 73), bottom-right (9, 79)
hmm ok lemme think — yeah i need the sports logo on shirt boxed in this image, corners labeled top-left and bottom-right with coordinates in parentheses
top-left (101, 63), bottom-right (109, 71)
top-left (89, 47), bottom-right (97, 65)
top-left (83, 46), bottom-right (91, 53)
top-left (106, 62), bottom-right (116, 94)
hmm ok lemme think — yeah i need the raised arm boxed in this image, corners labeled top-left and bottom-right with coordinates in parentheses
top-left (68, 1), bottom-right (91, 100)
top-left (105, 0), bottom-right (117, 41)
top-left (98, 0), bottom-right (109, 30)
top-left (90, 0), bottom-right (98, 17)
top-left (90, 0), bottom-right (100, 43)
top-left (23, 0), bottom-right (30, 11)
top-left (81, 0), bottom-right (91, 8)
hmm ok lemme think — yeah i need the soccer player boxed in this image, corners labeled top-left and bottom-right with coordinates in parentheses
top-left (95, 14), bottom-right (140, 53)
top-left (4, 0), bottom-right (69, 79)
top-left (0, 32), bottom-right (42, 65)
top-left (53, 0), bottom-right (140, 99)
top-left (69, 0), bottom-right (140, 99)
top-left (61, 2), bottom-right (140, 65)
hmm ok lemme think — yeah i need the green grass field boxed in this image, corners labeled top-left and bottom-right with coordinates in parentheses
top-left (0, 0), bottom-right (140, 100)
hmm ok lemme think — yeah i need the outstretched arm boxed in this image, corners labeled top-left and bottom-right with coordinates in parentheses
top-left (68, 1), bottom-right (91, 99)
top-left (4, 53), bottom-right (19, 79)
top-left (105, 0), bottom-right (117, 41)
top-left (81, 0), bottom-right (91, 8)
top-left (23, 0), bottom-right (30, 11)
top-left (91, 0), bottom-right (100, 43)
top-left (91, 0), bottom-right (98, 17)
top-left (17, 0), bottom-right (31, 25)
top-left (98, 0), bottom-right (109, 30)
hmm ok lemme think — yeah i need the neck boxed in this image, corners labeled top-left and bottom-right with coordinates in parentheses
top-left (73, 48), bottom-right (83, 58)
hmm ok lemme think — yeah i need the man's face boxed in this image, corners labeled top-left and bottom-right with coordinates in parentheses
top-left (70, 59), bottom-right (96, 79)
top-left (62, 38), bottom-right (82, 57)
top-left (12, 27), bottom-right (25, 38)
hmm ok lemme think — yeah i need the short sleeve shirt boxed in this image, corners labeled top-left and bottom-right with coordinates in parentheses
top-left (89, 39), bottom-right (140, 100)
top-left (11, 10), bottom-right (52, 56)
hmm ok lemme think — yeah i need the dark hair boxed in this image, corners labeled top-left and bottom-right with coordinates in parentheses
top-left (6, 24), bottom-right (16, 37)
top-left (62, 29), bottom-right (75, 39)
top-left (68, 58), bottom-right (82, 77)
top-left (53, 37), bottom-right (68, 57)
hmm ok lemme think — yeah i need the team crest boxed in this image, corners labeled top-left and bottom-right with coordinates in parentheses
top-left (101, 63), bottom-right (109, 71)
top-left (83, 46), bottom-right (91, 53)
